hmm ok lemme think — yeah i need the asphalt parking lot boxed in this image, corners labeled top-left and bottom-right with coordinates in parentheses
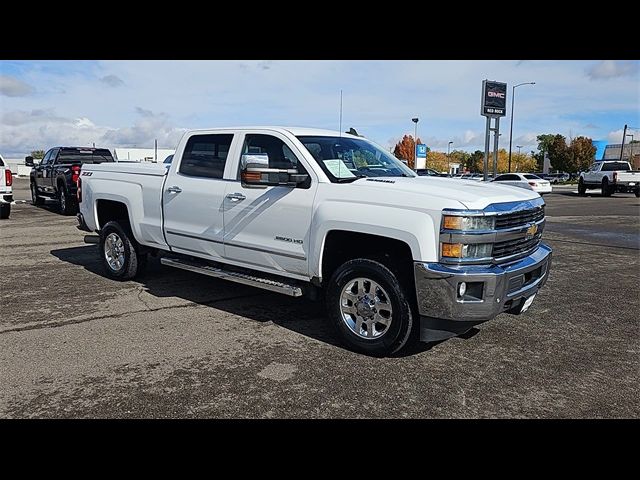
top-left (1, 178), bottom-right (638, 418)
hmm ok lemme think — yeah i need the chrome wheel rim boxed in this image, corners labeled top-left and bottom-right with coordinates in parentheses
top-left (31, 184), bottom-right (37, 202)
top-left (104, 233), bottom-right (125, 271)
top-left (340, 277), bottom-right (393, 340)
top-left (60, 192), bottom-right (66, 211)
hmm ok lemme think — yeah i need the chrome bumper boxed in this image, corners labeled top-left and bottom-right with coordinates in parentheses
top-left (414, 244), bottom-right (552, 323)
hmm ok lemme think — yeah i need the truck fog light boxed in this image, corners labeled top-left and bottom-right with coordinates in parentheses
top-left (458, 282), bottom-right (467, 297)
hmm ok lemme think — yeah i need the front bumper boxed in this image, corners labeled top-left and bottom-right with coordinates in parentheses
top-left (414, 244), bottom-right (552, 339)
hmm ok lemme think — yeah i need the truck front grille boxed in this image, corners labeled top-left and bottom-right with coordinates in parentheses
top-left (495, 206), bottom-right (544, 229)
top-left (493, 233), bottom-right (543, 260)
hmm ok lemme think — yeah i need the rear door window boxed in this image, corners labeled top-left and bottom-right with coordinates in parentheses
top-left (179, 134), bottom-right (234, 179)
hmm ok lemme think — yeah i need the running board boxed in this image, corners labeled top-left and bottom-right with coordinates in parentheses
top-left (160, 257), bottom-right (303, 297)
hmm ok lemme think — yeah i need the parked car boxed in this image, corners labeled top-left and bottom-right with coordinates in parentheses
top-left (578, 161), bottom-right (639, 197)
top-left (547, 173), bottom-right (570, 184)
top-left (415, 168), bottom-right (440, 177)
top-left (492, 173), bottom-right (552, 194)
top-left (28, 147), bottom-right (115, 215)
top-left (0, 154), bottom-right (13, 219)
top-left (77, 126), bottom-right (552, 356)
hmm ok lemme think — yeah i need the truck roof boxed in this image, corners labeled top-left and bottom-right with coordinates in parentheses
top-left (183, 126), bottom-right (361, 138)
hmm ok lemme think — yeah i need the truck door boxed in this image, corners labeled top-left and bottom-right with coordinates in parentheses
top-left (222, 132), bottom-right (316, 277)
top-left (162, 133), bottom-right (237, 261)
top-left (33, 149), bottom-right (52, 194)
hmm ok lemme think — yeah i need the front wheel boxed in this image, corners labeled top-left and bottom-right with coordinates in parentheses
top-left (0, 203), bottom-right (10, 219)
top-left (99, 221), bottom-right (147, 280)
top-left (31, 182), bottom-right (44, 205)
top-left (578, 178), bottom-right (586, 195)
top-left (325, 258), bottom-right (415, 356)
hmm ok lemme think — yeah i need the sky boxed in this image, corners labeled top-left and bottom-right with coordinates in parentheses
top-left (0, 60), bottom-right (638, 158)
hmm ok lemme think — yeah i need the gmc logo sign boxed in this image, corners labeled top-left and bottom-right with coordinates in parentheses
top-left (488, 92), bottom-right (505, 98)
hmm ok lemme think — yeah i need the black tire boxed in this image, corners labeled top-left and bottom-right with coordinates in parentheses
top-left (57, 184), bottom-right (75, 215)
top-left (635, 190), bottom-right (639, 198)
top-left (0, 203), bottom-right (10, 219)
top-left (99, 220), bottom-right (147, 281)
top-left (577, 178), bottom-right (586, 195)
top-left (601, 178), bottom-right (612, 197)
top-left (31, 181), bottom-right (44, 205)
top-left (325, 258), bottom-right (415, 356)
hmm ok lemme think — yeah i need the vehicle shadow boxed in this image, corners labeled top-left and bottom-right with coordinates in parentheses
top-left (50, 245), bottom-right (463, 356)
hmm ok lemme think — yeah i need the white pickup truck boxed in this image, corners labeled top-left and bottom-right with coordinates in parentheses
top-left (77, 127), bottom-right (552, 355)
top-left (578, 160), bottom-right (640, 197)
top-left (0, 154), bottom-right (13, 219)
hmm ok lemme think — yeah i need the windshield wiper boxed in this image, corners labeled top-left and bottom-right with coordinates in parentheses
top-left (335, 174), bottom-right (367, 183)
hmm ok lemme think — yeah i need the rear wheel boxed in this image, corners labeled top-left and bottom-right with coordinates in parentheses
top-left (601, 178), bottom-right (612, 197)
top-left (578, 178), bottom-right (586, 195)
top-left (325, 258), bottom-right (415, 356)
top-left (58, 185), bottom-right (75, 215)
top-left (31, 182), bottom-right (44, 205)
top-left (99, 220), bottom-right (147, 280)
top-left (635, 189), bottom-right (640, 198)
top-left (0, 203), bottom-right (10, 219)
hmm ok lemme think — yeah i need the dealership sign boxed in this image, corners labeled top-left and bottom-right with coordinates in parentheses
top-left (416, 144), bottom-right (427, 158)
top-left (481, 80), bottom-right (507, 117)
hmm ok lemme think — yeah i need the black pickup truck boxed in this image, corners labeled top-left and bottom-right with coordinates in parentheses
top-left (28, 147), bottom-right (114, 215)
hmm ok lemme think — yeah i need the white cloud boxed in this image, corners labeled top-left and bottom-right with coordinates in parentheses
top-left (587, 61), bottom-right (638, 80)
top-left (607, 128), bottom-right (639, 144)
top-left (0, 75), bottom-right (34, 97)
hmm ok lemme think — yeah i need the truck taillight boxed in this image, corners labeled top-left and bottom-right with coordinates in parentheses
top-left (71, 165), bottom-right (81, 184)
top-left (77, 177), bottom-right (82, 203)
top-left (528, 181), bottom-right (537, 187)
top-left (5, 169), bottom-right (12, 187)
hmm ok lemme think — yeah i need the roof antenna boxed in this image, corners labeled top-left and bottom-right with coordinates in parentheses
top-left (339, 89), bottom-right (343, 138)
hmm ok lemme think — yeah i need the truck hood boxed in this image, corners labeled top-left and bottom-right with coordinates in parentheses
top-left (350, 176), bottom-right (540, 210)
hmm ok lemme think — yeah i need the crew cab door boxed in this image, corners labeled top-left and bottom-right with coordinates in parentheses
top-left (162, 132), bottom-right (239, 261)
top-left (43, 148), bottom-right (59, 192)
top-left (584, 163), bottom-right (601, 183)
top-left (222, 132), bottom-right (317, 277)
top-left (32, 149), bottom-right (51, 194)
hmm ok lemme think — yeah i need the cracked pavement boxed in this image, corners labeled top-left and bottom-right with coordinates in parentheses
top-left (1, 178), bottom-right (638, 418)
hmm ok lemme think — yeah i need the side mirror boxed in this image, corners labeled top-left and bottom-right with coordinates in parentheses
top-left (25, 156), bottom-right (34, 167)
top-left (240, 154), bottom-right (309, 187)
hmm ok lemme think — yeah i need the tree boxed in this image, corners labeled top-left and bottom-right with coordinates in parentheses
top-left (393, 135), bottom-right (423, 169)
top-left (466, 150), bottom-right (484, 172)
top-left (533, 134), bottom-right (568, 172)
top-left (30, 150), bottom-right (45, 159)
top-left (567, 136), bottom-right (596, 172)
top-left (425, 151), bottom-right (449, 172)
top-left (449, 150), bottom-right (470, 172)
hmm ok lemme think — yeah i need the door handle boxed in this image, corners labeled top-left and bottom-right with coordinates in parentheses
top-left (167, 186), bottom-right (182, 194)
top-left (226, 192), bottom-right (246, 202)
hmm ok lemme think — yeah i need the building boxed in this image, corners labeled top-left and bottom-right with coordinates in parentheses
top-left (602, 143), bottom-right (640, 169)
top-left (113, 148), bottom-right (175, 163)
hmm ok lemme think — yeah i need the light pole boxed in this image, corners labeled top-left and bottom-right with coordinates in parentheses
top-left (448, 141), bottom-right (453, 175)
top-left (516, 145), bottom-right (522, 155)
top-left (508, 82), bottom-right (535, 173)
top-left (412, 117), bottom-right (419, 169)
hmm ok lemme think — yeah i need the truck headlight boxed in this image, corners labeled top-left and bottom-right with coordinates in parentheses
top-left (441, 243), bottom-right (493, 259)
top-left (442, 215), bottom-right (495, 231)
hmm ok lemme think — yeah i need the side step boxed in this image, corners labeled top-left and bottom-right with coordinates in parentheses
top-left (160, 257), bottom-right (303, 297)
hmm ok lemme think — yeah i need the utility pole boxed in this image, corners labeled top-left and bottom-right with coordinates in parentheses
top-left (619, 124), bottom-right (628, 161)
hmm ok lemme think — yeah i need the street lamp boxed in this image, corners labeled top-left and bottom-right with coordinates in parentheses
top-left (508, 82), bottom-right (535, 173)
top-left (412, 117), bottom-right (419, 169)
top-left (448, 141), bottom-right (453, 174)
top-left (516, 145), bottom-right (522, 155)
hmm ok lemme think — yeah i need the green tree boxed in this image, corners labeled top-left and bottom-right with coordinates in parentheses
top-left (30, 150), bottom-right (45, 159)
top-left (466, 150), bottom-right (484, 172)
top-left (449, 150), bottom-right (470, 172)
top-left (534, 134), bottom-right (568, 171)
top-left (567, 136), bottom-right (596, 172)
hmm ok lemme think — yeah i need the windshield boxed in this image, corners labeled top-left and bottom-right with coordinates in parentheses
top-left (296, 135), bottom-right (416, 182)
top-left (58, 149), bottom-right (114, 164)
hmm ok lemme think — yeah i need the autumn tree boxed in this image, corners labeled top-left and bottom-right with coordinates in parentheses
top-left (449, 150), bottom-right (470, 172)
top-left (567, 136), bottom-right (596, 172)
top-left (425, 151), bottom-right (449, 172)
top-left (393, 135), bottom-right (423, 169)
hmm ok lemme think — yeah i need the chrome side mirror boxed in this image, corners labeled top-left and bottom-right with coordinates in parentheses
top-left (240, 154), bottom-right (309, 187)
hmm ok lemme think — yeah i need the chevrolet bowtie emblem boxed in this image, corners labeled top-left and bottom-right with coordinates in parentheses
top-left (525, 223), bottom-right (538, 239)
